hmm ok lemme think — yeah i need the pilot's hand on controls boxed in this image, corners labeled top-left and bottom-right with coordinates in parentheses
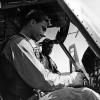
top-left (69, 72), bottom-right (84, 87)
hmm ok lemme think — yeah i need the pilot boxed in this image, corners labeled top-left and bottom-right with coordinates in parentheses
top-left (0, 9), bottom-right (100, 100)
top-left (40, 38), bottom-right (61, 74)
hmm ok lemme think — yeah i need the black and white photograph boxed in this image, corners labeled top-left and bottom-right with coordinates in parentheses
top-left (0, 0), bottom-right (100, 100)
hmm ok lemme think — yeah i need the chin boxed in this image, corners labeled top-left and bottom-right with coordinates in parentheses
top-left (36, 36), bottom-right (42, 41)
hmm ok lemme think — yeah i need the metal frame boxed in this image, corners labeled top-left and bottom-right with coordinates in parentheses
top-left (57, 0), bottom-right (100, 59)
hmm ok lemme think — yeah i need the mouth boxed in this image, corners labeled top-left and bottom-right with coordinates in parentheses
top-left (40, 33), bottom-right (46, 37)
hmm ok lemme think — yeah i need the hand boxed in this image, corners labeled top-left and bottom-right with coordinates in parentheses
top-left (52, 84), bottom-right (65, 91)
top-left (70, 72), bottom-right (84, 86)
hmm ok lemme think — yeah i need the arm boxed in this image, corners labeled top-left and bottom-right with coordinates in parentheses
top-left (5, 36), bottom-right (84, 91)
top-left (6, 37), bottom-right (54, 92)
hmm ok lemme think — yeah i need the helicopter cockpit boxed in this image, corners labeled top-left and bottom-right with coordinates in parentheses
top-left (0, 0), bottom-right (100, 99)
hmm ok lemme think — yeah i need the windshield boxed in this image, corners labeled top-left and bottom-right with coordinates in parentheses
top-left (57, 0), bottom-right (100, 59)
top-left (45, 23), bottom-right (88, 73)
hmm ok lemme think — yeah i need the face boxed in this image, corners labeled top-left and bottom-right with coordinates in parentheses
top-left (31, 20), bottom-right (48, 41)
top-left (43, 44), bottom-right (53, 55)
